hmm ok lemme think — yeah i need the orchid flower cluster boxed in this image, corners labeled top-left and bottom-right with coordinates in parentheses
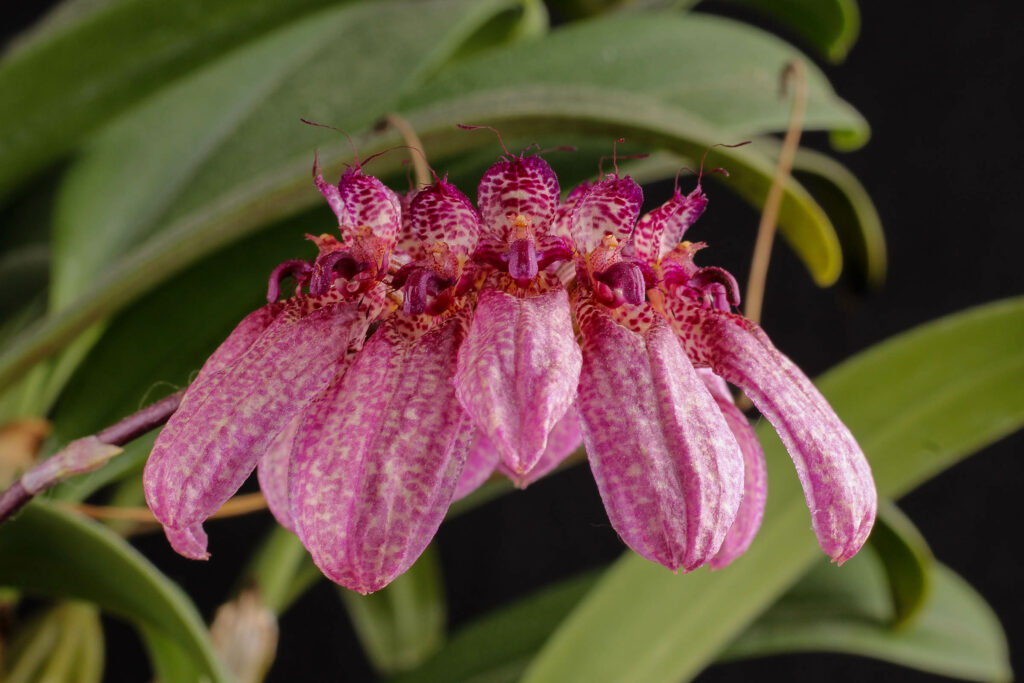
top-left (143, 140), bottom-right (877, 594)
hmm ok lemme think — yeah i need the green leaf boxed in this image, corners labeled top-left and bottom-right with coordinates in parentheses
top-left (50, 0), bottom-right (518, 311)
top-left (0, 0), bottom-right (355, 200)
top-left (0, 9), bottom-right (860, 392)
top-left (401, 12), bottom-right (868, 145)
top-left (0, 502), bottom-right (230, 683)
top-left (791, 145), bottom-right (886, 289)
top-left (722, 558), bottom-right (1011, 683)
top-left (392, 572), bottom-right (598, 683)
top-left (869, 500), bottom-right (932, 626)
top-left (340, 545), bottom-right (447, 675)
top-left (521, 296), bottom-right (1024, 683)
top-left (720, 0), bottom-right (861, 63)
top-left (138, 621), bottom-right (211, 683)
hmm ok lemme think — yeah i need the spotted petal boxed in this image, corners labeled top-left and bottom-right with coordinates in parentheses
top-left (669, 299), bottom-right (876, 563)
top-left (575, 297), bottom-right (743, 571)
top-left (143, 296), bottom-right (370, 559)
top-left (697, 370), bottom-right (768, 570)
top-left (315, 165), bottom-right (402, 243)
top-left (455, 288), bottom-right (581, 479)
top-left (289, 308), bottom-right (473, 594)
top-left (632, 186), bottom-right (707, 264)
top-left (569, 176), bottom-right (643, 254)
top-left (477, 156), bottom-right (559, 239)
top-left (406, 177), bottom-right (481, 258)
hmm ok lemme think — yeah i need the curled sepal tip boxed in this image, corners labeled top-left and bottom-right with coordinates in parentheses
top-left (164, 523), bottom-right (211, 561)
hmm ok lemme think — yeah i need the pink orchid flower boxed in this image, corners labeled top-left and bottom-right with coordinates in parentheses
top-left (143, 142), bottom-right (876, 594)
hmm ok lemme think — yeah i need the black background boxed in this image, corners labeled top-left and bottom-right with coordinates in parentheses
top-left (3, 1), bottom-right (1022, 681)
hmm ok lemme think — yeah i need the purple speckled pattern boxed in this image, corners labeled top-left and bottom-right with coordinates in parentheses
top-left (477, 156), bottom-right (560, 239)
top-left (257, 412), bottom-right (301, 533)
top-left (164, 523), bottom-right (210, 560)
top-left (143, 297), bottom-right (368, 556)
top-left (406, 178), bottom-right (481, 258)
top-left (632, 186), bottom-right (708, 263)
top-left (456, 405), bottom-right (583, 498)
top-left (453, 428), bottom-right (500, 501)
top-left (496, 405), bottom-right (583, 487)
top-left (288, 308), bottom-right (473, 594)
top-left (198, 303), bottom-right (284, 379)
top-left (316, 166), bottom-right (402, 244)
top-left (697, 369), bottom-right (768, 570)
top-left (455, 288), bottom-right (581, 478)
top-left (569, 175), bottom-right (644, 254)
top-left (552, 181), bottom-right (592, 241)
top-left (576, 296), bottom-right (743, 571)
top-left (669, 299), bottom-right (876, 563)
top-left (133, 146), bottom-right (880, 590)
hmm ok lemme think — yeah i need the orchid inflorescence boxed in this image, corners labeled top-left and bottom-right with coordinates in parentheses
top-left (142, 134), bottom-right (877, 594)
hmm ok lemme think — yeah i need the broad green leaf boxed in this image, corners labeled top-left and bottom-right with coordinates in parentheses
top-left (522, 296), bottom-right (1024, 683)
top-left (0, 10), bottom-right (858, 392)
top-left (720, 0), bottom-right (861, 63)
top-left (400, 12), bottom-right (868, 146)
top-left (750, 136), bottom-right (885, 289)
top-left (723, 559), bottom-right (1011, 683)
top-left (341, 545), bottom-right (447, 675)
top-left (446, 0), bottom-right (549, 64)
top-left (392, 573), bottom-right (598, 683)
top-left (0, 0), bottom-right (354, 199)
top-left (51, 0), bottom-right (521, 311)
top-left (0, 502), bottom-right (230, 683)
top-left (791, 145), bottom-right (886, 289)
top-left (869, 500), bottom-right (932, 626)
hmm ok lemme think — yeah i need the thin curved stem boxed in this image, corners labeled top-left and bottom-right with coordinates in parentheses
top-left (744, 60), bottom-right (808, 325)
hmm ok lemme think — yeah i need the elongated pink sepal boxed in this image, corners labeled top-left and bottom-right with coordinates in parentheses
top-left (455, 288), bottom-right (581, 478)
top-left (671, 300), bottom-right (876, 563)
top-left (697, 370), bottom-right (768, 570)
top-left (289, 309), bottom-right (473, 594)
top-left (477, 156), bottom-right (559, 239)
top-left (575, 298), bottom-right (743, 571)
top-left (144, 298), bottom-right (367, 557)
